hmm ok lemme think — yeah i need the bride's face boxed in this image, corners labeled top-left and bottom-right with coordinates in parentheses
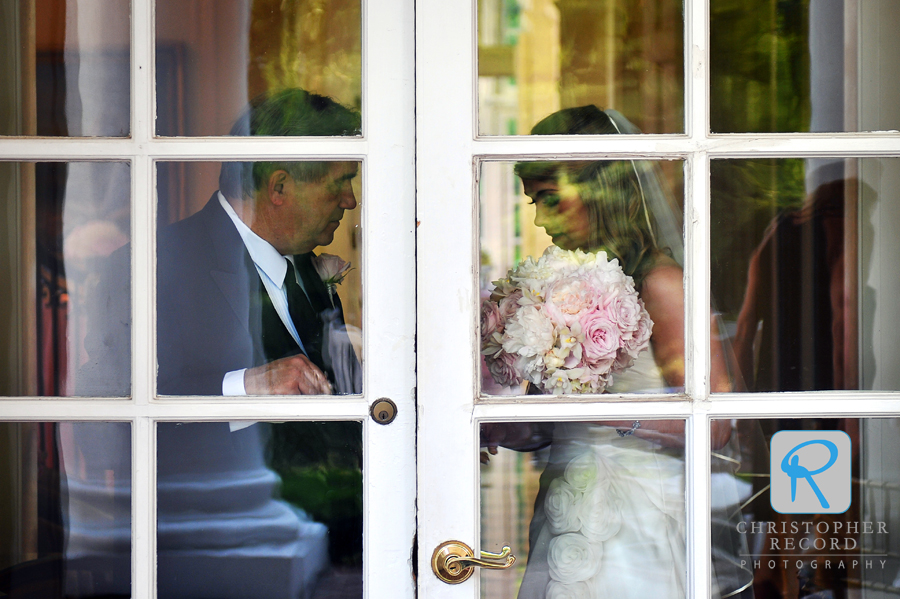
top-left (522, 175), bottom-right (591, 251)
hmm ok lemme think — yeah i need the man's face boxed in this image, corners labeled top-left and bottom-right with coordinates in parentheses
top-left (276, 161), bottom-right (359, 254)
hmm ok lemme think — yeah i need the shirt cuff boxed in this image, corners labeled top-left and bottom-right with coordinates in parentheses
top-left (222, 369), bottom-right (247, 396)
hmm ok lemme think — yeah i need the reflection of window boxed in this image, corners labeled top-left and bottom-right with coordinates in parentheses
top-left (712, 158), bottom-right (900, 392)
top-left (478, 0), bottom-right (684, 134)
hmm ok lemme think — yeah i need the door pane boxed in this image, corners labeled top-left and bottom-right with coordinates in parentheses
top-left (477, 0), bottom-right (684, 135)
top-left (157, 421), bottom-right (362, 599)
top-left (156, 158), bottom-right (361, 396)
top-left (712, 417), bottom-right (900, 598)
top-left (0, 161), bottom-right (131, 397)
top-left (711, 158), bottom-right (900, 392)
top-left (0, 0), bottom-right (130, 137)
top-left (478, 157), bottom-right (725, 397)
top-left (0, 421), bottom-right (132, 598)
top-left (710, 0), bottom-right (900, 133)
top-left (156, 0), bottom-right (362, 137)
top-left (480, 419), bottom-right (686, 598)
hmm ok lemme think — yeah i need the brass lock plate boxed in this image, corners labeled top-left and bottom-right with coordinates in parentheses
top-left (431, 540), bottom-right (475, 584)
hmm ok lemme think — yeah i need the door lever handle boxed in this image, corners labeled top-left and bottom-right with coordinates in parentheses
top-left (431, 540), bottom-right (516, 584)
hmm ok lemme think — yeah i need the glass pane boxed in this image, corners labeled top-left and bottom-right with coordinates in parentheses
top-left (156, 0), bottom-right (362, 137)
top-left (0, 0), bottom-right (130, 137)
top-left (711, 417), bottom-right (900, 598)
top-left (0, 422), bottom-right (132, 597)
top-left (157, 421), bottom-right (362, 599)
top-left (480, 419), bottom-right (686, 597)
top-left (479, 157), bottom-right (733, 396)
top-left (156, 157), bottom-right (362, 396)
top-left (710, 0), bottom-right (900, 133)
top-left (477, 0), bottom-right (684, 135)
top-left (0, 161), bottom-right (131, 397)
top-left (711, 158), bottom-right (900, 391)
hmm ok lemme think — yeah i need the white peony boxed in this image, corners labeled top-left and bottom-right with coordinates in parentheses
top-left (545, 580), bottom-right (593, 599)
top-left (544, 478), bottom-right (584, 535)
top-left (502, 305), bottom-right (556, 357)
top-left (548, 533), bottom-right (601, 582)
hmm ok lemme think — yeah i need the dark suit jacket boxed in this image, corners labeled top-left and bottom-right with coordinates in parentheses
top-left (82, 194), bottom-right (359, 396)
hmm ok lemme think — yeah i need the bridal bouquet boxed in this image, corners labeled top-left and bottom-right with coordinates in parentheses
top-left (481, 246), bottom-right (653, 395)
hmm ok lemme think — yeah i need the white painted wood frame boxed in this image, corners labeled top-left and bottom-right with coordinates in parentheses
top-left (415, 0), bottom-right (900, 598)
top-left (0, 0), bottom-right (417, 596)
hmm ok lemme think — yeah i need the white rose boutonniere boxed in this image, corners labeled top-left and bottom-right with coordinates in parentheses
top-left (548, 533), bottom-right (601, 583)
top-left (312, 253), bottom-right (353, 308)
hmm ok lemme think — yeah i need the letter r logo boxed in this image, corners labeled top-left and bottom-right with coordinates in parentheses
top-left (771, 430), bottom-right (851, 514)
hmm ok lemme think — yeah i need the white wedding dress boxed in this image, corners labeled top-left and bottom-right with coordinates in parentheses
top-left (517, 349), bottom-right (686, 599)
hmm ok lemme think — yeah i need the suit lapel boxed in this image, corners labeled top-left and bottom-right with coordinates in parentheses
top-left (200, 196), bottom-right (265, 359)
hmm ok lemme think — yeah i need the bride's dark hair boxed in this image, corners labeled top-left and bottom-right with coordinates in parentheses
top-left (514, 106), bottom-right (665, 285)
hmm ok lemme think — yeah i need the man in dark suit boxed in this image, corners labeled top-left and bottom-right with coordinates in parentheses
top-left (83, 88), bottom-right (362, 396)
top-left (158, 89), bottom-right (361, 396)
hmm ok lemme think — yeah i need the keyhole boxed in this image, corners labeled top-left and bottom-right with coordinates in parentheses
top-left (371, 398), bottom-right (397, 425)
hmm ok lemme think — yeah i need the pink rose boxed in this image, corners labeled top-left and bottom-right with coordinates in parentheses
top-left (622, 308), bottom-right (653, 355)
top-left (609, 293), bottom-right (643, 336)
top-left (498, 289), bottom-right (523, 322)
top-left (579, 309), bottom-right (620, 366)
top-left (312, 253), bottom-right (351, 285)
top-left (481, 300), bottom-right (503, 343)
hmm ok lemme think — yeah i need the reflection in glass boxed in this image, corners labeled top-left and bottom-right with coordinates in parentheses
top-left (479, 113), bottom-right (732, 397)
top-left (156, 0), bottom-right (361, 136)
top-left (712, 418), bottom-right (900, 598)
top-left (710, 0), bottom-right (900, 133)
top-left (480, 419), bottom-right (688, 598)
top-left (0, 162), bottom-right (131, 397)
top-left (0, 0), bottom-right (130, 137)
top-left (711, 158), bottom-right (900, 391)
top-left (0, 422), bottom-right (132, 597)
top-left (477, 0), bottom-right (683, 135)
top-left (157, 421), bottom-right (362, 599)
top-left (156, 152), bottom-right (361, 397)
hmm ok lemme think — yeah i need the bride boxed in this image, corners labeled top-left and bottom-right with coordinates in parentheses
top-left (491, 106), bottom-right (733, 599)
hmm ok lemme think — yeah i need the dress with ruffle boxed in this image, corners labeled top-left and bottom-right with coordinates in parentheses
top-left (517, 349), bottom-right (686, 599)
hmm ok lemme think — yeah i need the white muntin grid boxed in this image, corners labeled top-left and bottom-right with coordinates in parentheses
top-left (0, 0), bottom-right (416, 597)
top-left (415, 0), bottom-right (900, 598)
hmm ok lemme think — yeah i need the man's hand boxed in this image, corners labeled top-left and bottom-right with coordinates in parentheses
top-left (243, 355), bottom-right (333, 395)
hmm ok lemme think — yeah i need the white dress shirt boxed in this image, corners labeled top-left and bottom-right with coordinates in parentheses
top-left (217, 192), bottom-right (311, 395)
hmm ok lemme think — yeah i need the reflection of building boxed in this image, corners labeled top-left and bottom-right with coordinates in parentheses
top-left (478, 0), bottom-right (683, 135)
top-left (480, 448), bottom-right (544, 599)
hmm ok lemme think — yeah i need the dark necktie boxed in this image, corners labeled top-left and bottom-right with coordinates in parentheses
top-left (283, 257), bottom-right (329, 377)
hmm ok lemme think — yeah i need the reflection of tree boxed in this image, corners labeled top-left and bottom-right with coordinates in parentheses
top-left (249, 0), bottom-right (361, 110)
top-left (554, 0), bottom-right (684, 133)
top-left (266, 422), bottom-right (363, 566)
top-left (710, 0), bottom-right (811, 133)
top-left (711, 159), bottom-right (807, 321)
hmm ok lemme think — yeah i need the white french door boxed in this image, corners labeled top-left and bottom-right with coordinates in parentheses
top-left (416, 1), bottom-right (900, 599)
top-left (0, 0), bottom-right (415, 597)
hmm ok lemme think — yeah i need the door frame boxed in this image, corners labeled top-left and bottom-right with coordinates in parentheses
top-left (0, 0), bottom-right (417, 596)
top-left (415, 0), bottom-right (900, 597)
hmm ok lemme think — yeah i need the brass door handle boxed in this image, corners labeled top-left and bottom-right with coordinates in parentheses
top-left (431, 540), bottom-right (516, 584)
